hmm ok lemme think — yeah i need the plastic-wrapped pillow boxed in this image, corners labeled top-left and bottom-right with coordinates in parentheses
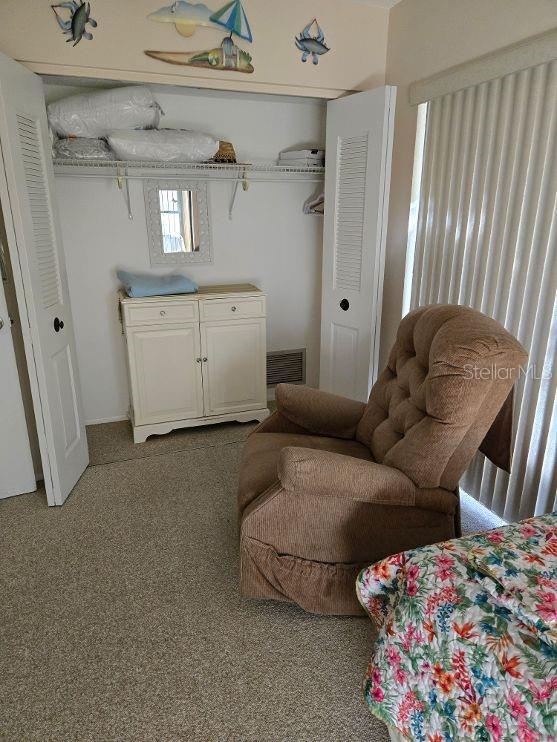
top-left (47, 86), bottom-right (162, 138)
top-left (54, 138), bottom-right (114, 160)
top-left (107, 129), bottom-right (219, 163)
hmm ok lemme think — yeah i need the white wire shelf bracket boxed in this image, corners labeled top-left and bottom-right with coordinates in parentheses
top-left (52, 158), bottom-right (325, 220)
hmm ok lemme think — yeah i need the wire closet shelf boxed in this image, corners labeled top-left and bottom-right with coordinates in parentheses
top-left (52, 159), bottom-right (325, 220)
top-left (52, 159), bottom-right (325, 182)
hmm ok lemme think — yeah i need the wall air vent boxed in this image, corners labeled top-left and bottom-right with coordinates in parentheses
top-left (266, 349), bottom-right (306, 387)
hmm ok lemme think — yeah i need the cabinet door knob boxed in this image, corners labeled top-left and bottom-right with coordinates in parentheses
top-left (231, 306), bottom-right (237, 312)
top-left (202, 357), bottom-right (208, 362)
top-left (196, 357), bottom-right (201, 363)
top-left (160, 310), bottom-right (166, 316)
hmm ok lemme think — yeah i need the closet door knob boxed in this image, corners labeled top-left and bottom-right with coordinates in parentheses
top-left (231, 306), bottom-right (237, 312)
top-left (54, 317), bottom-right (64, 332)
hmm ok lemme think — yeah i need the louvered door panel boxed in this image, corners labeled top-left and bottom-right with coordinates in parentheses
top-left (320, 87), bottom-right (396, 401)
top-left (0, 52), bottom-right (88, 505)
top-left (16, 114), bottom-right (61, 309)
top-left (334, 134), bottom-right (369, 292)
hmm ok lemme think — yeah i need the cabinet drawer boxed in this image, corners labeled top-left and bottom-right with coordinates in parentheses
top-left (123, 300), bottom-right (198, 327)
top-left (200, 296), bottom-right (266, 322)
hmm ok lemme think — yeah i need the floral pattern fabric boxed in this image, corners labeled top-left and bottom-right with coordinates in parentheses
top-left (356, 513), bottom-right (557, 742)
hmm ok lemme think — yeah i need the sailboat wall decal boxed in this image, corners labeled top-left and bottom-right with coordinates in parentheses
top-left (210, 0), bottom-right (253, 43)
top-left (145, 0), bottom-right (255, 73)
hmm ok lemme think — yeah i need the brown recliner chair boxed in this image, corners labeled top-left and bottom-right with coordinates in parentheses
top-left (238, 305), bottom-right (527, 615)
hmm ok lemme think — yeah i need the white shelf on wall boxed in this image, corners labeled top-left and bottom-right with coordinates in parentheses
top-left (52, 158), bottom-right (325, 182)
top-left (52, 159), bottom-right (325, 219)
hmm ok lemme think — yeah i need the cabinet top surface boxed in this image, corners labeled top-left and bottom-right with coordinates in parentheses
top-left (119, 284), bottom-right (263, 304)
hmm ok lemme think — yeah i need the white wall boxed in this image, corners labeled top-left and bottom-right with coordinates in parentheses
top-left (45, 83), bottom-right (325, 424)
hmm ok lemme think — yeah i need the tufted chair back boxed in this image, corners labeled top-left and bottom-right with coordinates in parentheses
top-left (356, 305), bottom-right (527, 491)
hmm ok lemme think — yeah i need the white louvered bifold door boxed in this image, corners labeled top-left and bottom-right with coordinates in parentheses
top-left (320, 87), bottom-right (396, 401)
top-left (407, 59), bottom-right (557, 521)
top-left (0, 53), bottom-right (88, 505)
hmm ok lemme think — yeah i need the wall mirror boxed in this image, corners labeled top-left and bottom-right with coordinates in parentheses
top-left (144, 179), bottom-right (212, 265)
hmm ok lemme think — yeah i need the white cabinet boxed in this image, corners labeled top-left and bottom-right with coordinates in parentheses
top-left (120, 285), bottom-right (269, 443)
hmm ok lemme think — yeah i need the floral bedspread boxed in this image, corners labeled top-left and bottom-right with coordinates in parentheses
top-left (356, 513), bottom-right (557, 742)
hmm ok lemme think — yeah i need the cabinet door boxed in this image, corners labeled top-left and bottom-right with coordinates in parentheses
top-left (201, 319), bottom-right (266, 416)
top-left (127, 323), bottom-right (203, 425)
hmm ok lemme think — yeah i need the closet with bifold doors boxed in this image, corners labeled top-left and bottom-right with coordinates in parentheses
top-left (0, 47), bottom-right (395, 505)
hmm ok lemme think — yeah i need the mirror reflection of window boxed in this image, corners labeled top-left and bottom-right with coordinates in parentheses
top-left (145, 179), bottom-right (211, 265)
top-left (159, 189), bottom-right (201, 254)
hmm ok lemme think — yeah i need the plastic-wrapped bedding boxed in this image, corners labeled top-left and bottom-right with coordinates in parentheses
top-left (107, 129), bottom-right (219, 163)
top-left (47, 86), bottom-right (162, 138)
top-left (54, 138), bottom-right (114, 160)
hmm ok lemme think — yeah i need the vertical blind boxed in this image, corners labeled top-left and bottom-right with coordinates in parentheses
top-left (406, 59), bottom-right (557, 522)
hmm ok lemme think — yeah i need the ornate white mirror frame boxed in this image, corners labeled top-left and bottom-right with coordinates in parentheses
top-left (144, 178), bottom-right (212, 265)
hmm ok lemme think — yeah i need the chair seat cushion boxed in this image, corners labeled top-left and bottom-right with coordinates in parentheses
top-left (238, 432), bottom-right (373, 513)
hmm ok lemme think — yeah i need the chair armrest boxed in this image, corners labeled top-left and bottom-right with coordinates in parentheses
top-left (275, 384), bottom-right (366, 440)
top-left (278, 447), bottom-right (458, 514)
top-left (278, 447), bottom-right (415, 506)
top-left (248, 410), bottom-right (309, 437)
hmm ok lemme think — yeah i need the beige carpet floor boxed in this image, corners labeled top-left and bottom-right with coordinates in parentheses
top-left (1, 419), bottom-right (500, 741)
top-left (86, 418), bottom-right (260, 466)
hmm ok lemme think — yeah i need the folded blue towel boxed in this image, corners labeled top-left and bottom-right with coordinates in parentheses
top-left (117, 270), bottom-right (198, 298)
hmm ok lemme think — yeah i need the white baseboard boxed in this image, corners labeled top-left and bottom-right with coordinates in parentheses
top-left (85, 415), bottom-right (129, 426)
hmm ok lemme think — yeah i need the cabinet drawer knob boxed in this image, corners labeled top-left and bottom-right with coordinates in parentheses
top-left (231, 306), bottom-right (237, 312)
top-left (160, 310), bottom-right (166, 316)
